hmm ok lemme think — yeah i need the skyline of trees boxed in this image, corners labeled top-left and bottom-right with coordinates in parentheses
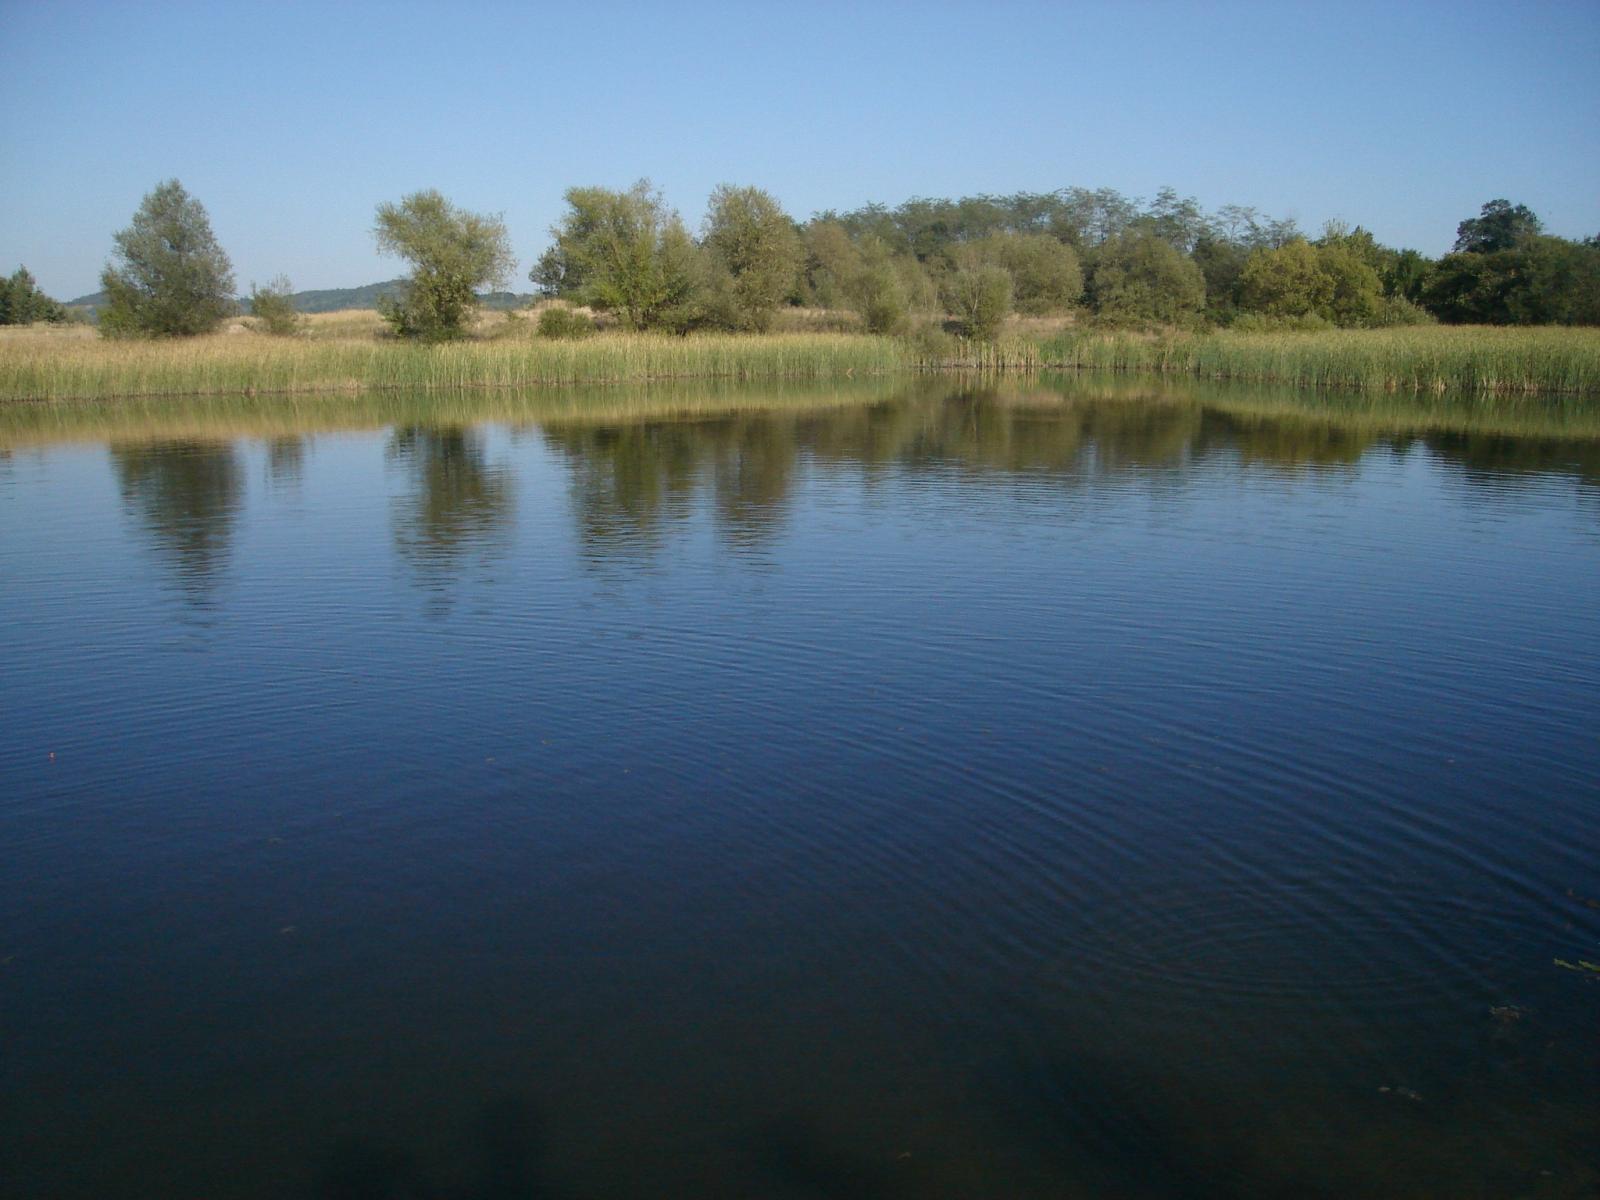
top-left (9, 184), bottom-right (1594, 336)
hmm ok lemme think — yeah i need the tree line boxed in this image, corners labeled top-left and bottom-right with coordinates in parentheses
top-left (12, 180), bottom-right (1595, 339)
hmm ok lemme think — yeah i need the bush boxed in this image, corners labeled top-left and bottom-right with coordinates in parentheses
top-left (907, 320), bottom-right (958, 361)
top-left (943, 265), bottom-right (1014, 339)
top-left (1370, 295), bottom-right (1435, 327)
top-left (0, 266), bottom-right (68, 325)
top-left (1227, 311), bottom-right (1334, 333)
top-left (249, 275), bottom-right (302, 336)
top-left (535, 304), bottom-right (596, 339)
top-left (850, 263), bottom-right (909, 334)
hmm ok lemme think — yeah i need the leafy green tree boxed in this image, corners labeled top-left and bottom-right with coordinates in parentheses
top-left (1190, 234), bottom-right (1250, 318)
top-left (943, 265), bottom-right (1014, 339)
top-left (534, 181), bottom-right (706, 331)
top-left (1088, 230), bottom-right (1206, 324)
top-left (248, 274), bottom-right (302, 336)
top-left (1383, 249), bottom-right (1432, 303)
top-left (850, 262), bottom-right (910, 334)
top-left (1423, 198), bottom-right (1600, 326)
top-left (99, 180), bottom-right (235, 337)
top-left (1505, 236), bottom-right (1600, 325)
top-left (1317, 244), bottom-right (1384, 326)
top-left (1452, 199), bottom-right (1541, 254)
top-left (1140, 186), bottom-right (1209, 252)
top-left (373, 190), bottom-right (514, 340)
top-left (1422, 250), bottom-right (1517, 323)
top-left (0, 266), bottom-right (67, 325)
top-left (1235, 238), bottom-right (1383, 326)
top-left (801, 221), bottom-right (862, 308)
top-left (962, 233), bottom-right (1082, 314)
top-left (702, 185), bottom-right (803, 331)
top-left (1237, 239), bottom-right (1330, 319)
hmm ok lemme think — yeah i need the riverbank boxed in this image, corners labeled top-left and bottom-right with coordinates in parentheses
top-left (2, 320), bottom-right (1597, 401)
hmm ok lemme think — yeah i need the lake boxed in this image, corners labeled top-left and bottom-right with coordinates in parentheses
top-left (2, 375), bottom-right (1597, 1198)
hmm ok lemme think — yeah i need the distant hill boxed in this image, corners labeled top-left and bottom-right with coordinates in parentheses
top-left (66, 280), bottom-right (538, 316)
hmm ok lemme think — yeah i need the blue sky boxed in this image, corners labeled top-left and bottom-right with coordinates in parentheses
top-left (2, 0), bottom-right (1597, 298)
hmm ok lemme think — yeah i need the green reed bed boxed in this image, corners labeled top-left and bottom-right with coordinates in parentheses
top-left (0, 331), bottom-right (912, 402)
top-left (1038, 326), bottom-right (1600, 396)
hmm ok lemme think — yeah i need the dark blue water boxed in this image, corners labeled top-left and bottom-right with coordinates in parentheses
top-left (3, 381), bottom-right (1598, 1198)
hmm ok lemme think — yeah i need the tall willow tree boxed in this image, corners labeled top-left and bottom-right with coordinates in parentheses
top-left (533, 181), bottom-right (704, 331)
top-left (99, 180), bottom-right (235, 337)
top-left (701, 185), bottom-right (802, 331)
top-left (373, 190), bottom-right (514, 340)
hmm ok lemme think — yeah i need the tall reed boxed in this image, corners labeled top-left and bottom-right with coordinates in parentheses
top-left (1038, 326), bottom-right (1600, 396)
top-left (0, 330), bottom-right (910, 402)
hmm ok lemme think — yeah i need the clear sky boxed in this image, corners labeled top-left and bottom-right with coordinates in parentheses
top-left (2, 0), bottom-right (1597, 299)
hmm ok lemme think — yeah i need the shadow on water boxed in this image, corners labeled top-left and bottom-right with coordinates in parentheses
top-left (319, 1097), bottom-right (553, 1200)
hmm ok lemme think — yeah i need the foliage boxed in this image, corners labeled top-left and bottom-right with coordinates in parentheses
top-left (1383, 249), bottom-right (1432, 303)
top-left (1088, 230), bottom-right (1206, 324)
top-left (1191, 235), bottom-right (1250, 319)
top-left (249, 275), bottom-right (302, 336)
top-left (1237, 240), bottom-right (1330, 319)
top-left (702, 185), bottom-right (803, 331)
top-left (801, 221), bottom-right (862, 309)
top-left (1453, 199), bottom-right (1541, 254)
top-left (943, 265), bottom-right (1014, 339)
top-left (99, 180), bottom-right (235, 338)
top-left (1370, 295), bottom-right (1435, 327)
top-left (961, 233), bottom-right (1081, 314)
top-left (373, 190), bottom-right (514, 341)
top-left (534, 181), bottom-right (706, 332)
top-left (0, 266), bottom-right (67, 325)
top-left (1236, 238), bottom-right (1384, 327)
top-left (849, 262), bottom-right (910, 334)
top-left (1423, 234), bottom-right (1600, 326)
top-left (535, 303), bottom-right (596, 339)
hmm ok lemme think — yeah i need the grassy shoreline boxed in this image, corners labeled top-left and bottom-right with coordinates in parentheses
top-left (1038, 325), bottom-right (1600, 396)
top-left (2, 320), bottom-right (1598, 402)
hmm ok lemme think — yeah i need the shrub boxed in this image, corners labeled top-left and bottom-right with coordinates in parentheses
top-left (249, 275), bottom-right (302, 336)
top-left (943, 265), bottom-right (1014, 339)
top-left (850, 263), bottom-right (909, 334)
top-left (535, 304), bottom-right (596, 339)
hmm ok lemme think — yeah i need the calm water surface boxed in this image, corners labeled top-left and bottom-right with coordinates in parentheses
top-left (2, 377), bottom-right (1598, 1198)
